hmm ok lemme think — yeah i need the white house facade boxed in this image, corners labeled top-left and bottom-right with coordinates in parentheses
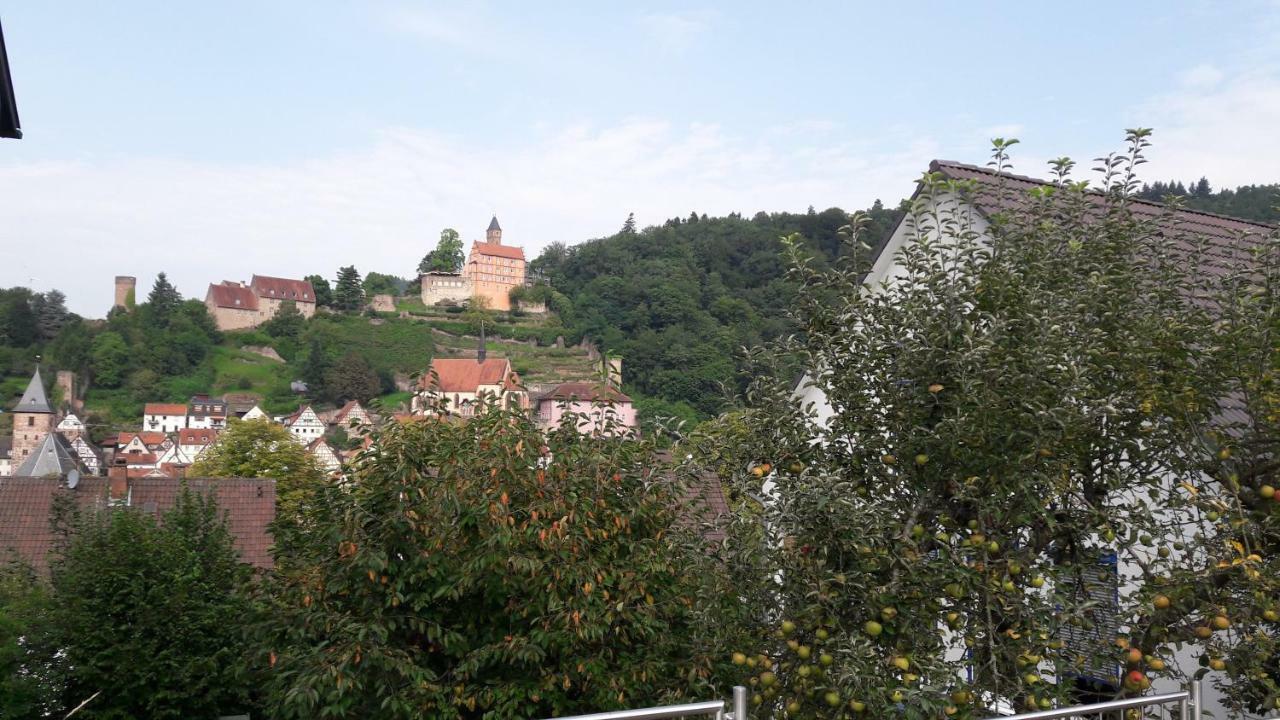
top-left (143, 403), bottom-right (188, 433)
top-left (284, 406), bottom-right (326, 444)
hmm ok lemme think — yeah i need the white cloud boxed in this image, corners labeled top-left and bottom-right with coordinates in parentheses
top-left (0, 121), bottom-right (935, 316)
top-left (636, 11), bottom-right (715, 51)
top-left (382, 3), bottom-right (503, 55)
top-left (1180, 63), bottom-right (1224, 90)
top-left (1134, 68), bottom-right (1280, 186)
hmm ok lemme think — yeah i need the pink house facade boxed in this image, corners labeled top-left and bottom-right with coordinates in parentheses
top-left (536, 382), bottom-right (636, 436)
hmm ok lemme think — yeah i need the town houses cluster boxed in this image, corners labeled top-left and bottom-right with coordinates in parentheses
top-left (0, 367), bottom-right (375, 480)
top-left (1, 350), bottom-right (636, 482)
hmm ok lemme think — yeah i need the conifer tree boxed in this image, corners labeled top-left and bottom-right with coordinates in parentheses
top-left (145, 272), bottom-right (182, 326)
top-left (333, 266), bottom-right (363, 311)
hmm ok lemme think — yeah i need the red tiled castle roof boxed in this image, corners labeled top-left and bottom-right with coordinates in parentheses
top-left (470, 241), bottom-right (525, 261)
top-left (206, 282), bottom-right (259, 310)
top-left (250, 275), bottom-right (315, 303)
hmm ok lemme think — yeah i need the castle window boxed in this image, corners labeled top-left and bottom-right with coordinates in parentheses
top-left (27, 416), bottom-right (33, 426)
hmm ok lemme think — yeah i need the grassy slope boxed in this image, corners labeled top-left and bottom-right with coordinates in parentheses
top-left (80, 309), bottom-right (599, 424)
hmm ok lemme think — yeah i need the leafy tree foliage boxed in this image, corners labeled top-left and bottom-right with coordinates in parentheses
top-left (0, 564), bottom-right (59, 718)
top-left (191, 418), bottom-right (327, 520)
top-left (333, 266), bottom-right (364, 311)
top-left (264, 299), bottom-right (305, 339)
top-left (0, 289), bottom-right (38, 348)
top-left (325, 351), bottom-right (381, 404)
top-left (89, 331), bottom-right (131, 389)
top-left (707, 134), bottom-right (1280, 717)
top-left (418, 228), bottom-right (465, 274)
top-left (301, 338), bottom-right (331, 399)
top-left (29, 289), bottom-right (70, 341)
top-left (45, 487), bottom-right (255, 719)
top-left (46, 318), bottom-right (93, 375)
top-left (250, 402), bottom-right (742, 719)
top-left (363, 272), bottom-right (408, 298)
top-left (305, 274), bottom-right (333, 308)
top-left (531, 203), bottom-right (903, 418)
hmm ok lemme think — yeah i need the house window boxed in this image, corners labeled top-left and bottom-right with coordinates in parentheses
top-left (27, 416), bottom-right (33, 426)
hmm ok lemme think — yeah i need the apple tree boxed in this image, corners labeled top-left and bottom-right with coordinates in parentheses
top-left (703, 132), bottom-right (1279, 718)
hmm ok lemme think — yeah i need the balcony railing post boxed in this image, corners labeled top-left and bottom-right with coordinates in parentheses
top-left (731, 685), bottom-right (748, 720)
top-left (1190, 678), bottom-right (1202, 720)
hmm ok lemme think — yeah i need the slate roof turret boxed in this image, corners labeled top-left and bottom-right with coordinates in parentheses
top-left (14, 367), bottom-right (52, 414)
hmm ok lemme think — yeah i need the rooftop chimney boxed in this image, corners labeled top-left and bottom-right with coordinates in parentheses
top-left (108, 461), bottom-right (129, 505)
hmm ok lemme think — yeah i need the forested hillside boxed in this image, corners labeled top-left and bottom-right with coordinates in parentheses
top-left (530, 202), bottom-right (904, 420)
top-left (1137, 178), bottom-right (1279, 223)
top-left (4, 178), bottom-right (1274, 433)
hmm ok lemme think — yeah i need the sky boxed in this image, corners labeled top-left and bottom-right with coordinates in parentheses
top-left (2, 1), bottom-right (1279, 317)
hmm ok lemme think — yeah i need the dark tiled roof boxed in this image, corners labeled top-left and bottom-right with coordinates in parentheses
top-left (250, 275), bottom-right (315, 303)
top-left (487, 215), bottom-right (501, 232)
top-left (15, 433), bottom-right (82, 477)
top-left (206, 282), bottom-right (259, 310)
top-left (14, 367), bottom-right (52, 413)
top-left (0, 476), bottom-right (277, 575)
top-left (924, 160), bottom-right (1274, 285)
top-left (652, 451), bottom-right (730, 543)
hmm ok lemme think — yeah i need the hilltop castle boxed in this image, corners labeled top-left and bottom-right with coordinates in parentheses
top-left (421, 216), bottom-right (527, 311)
top-left (204, 275), bottom-right (317, 331)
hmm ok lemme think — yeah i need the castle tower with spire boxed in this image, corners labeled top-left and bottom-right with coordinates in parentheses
top-left (11, 367), bottom-right (57, 467)
top-left (463, 215), bottom-right (525, 311)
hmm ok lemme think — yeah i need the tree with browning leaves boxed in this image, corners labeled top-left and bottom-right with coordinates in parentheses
top-left (249, 396), bottom-right (743, 719)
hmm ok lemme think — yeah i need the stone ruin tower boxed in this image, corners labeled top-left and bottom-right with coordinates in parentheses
top-left (114, 276), bottom-right (136, 309)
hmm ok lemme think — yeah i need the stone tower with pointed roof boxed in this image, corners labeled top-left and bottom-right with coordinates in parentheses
top-left (11, 367), bottom-right (57, 467)
top-left (486, 215), bottom-right (502, 244)
top-left (465, 215), bottom-right (525, 311)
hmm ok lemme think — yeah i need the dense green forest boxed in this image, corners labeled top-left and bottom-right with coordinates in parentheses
top-left (529, 202), bottom-right (903, 420)
top-left (1136, 178), bottom-right (1279, 223)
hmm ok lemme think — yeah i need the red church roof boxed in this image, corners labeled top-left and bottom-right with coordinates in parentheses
top-left (420, 358), bottom-right (522, 393)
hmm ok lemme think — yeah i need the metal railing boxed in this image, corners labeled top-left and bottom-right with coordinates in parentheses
top-left (544, 685), bottom-right (748, 720)
top-left (544, 681), bottom-right (1201, 720)
top-left (981, 681), bottom-right (1201, 720)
